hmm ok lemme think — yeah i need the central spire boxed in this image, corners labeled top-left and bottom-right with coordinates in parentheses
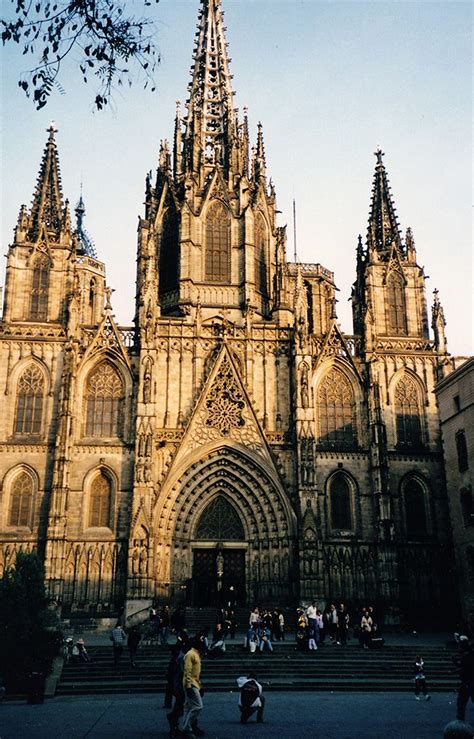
top-left (367, 148), bottom-right (402, 255)
top-left (181, 0), bottom-right (236, 176)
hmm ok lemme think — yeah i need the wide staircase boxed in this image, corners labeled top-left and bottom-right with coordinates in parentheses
top-left (56, 641), bottom-right (458, 696)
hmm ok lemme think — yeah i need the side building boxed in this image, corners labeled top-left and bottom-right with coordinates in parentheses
top-left (436, 358), bottom-right (474, 626)
top-left (0, 0), bottom-right (459, 626)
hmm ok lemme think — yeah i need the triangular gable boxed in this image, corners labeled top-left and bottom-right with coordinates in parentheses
top-left (313, 320), bottom-right (362, 383)
top-left (384, 242), bottom-right (407, 285)
top-left (200, 167), bottom-right (231, 212)
top-left (81, 313), bottom-right (132, 371)
top-left (130, 500), bottom-right (152, 540)
top-left (171, 342), bottom-right (275, 469)
top-left (28, 224), bottom-right (52, 264)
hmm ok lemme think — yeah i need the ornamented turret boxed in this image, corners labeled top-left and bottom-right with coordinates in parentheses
top-left (28, 123), bottom-right (66, 242)
top-left (75, 195), bottom-right (97, 258)
top-left (367, 149), bottom-right (403, 258)
top-left (432, 288), bottom-right (448, 354)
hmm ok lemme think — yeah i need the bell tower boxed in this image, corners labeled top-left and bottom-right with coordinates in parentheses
top-left (136, 0), bottom-right (289, 325)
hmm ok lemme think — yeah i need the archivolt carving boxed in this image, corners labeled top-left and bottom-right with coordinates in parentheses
top-left (156, 448), bottom-right (294, 551)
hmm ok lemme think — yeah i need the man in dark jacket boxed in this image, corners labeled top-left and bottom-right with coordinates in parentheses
top-left (457, 640), bottom-right (474, 721)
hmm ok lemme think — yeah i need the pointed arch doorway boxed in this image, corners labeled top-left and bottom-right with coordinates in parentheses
top-left (191, 495), bottom-right (246, 607)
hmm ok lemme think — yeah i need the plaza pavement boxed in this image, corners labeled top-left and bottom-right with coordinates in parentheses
top-left (0, 691), bottom-right (470, 739)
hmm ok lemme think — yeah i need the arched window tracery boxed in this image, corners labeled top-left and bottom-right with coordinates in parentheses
top-left (329, 473), bottom-right (353, 530)
top-left (9, 470), bottom-right (34, 527)
top-left (195, 496), bottom-right (245, 541)
top-left (85, 362), bottom-right (124, 438)
top-left (14, 364), bottom-right (45, 436)
top-left (159, 207), bottom-right (179, 295)
top-left (394, 376), bottom-right (423, 449)
top-left (318, 368), bottom-right (357, 449)
top-left (205, 202), bottom-right (231, 283)
top-left (254, 213), bottom-right (268, 296)
top-left (404, 477), bottom-right (428, 538)
top-left (88, 471), bottom-right (112, 528)
top-left (29, 253), bottom-right (50, 321)
top-left (386, 271), bottom-right (407, 335)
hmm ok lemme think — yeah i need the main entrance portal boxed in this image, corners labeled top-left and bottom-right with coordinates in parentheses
top-left (191, 548), bottom-right (246, 606)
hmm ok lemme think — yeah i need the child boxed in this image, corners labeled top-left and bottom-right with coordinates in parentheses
top-left (308, 624), bottom-right (318, 651)
top-left (414, 655), bottom-right (431, 701)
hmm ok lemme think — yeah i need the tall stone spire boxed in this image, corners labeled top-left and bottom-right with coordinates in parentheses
top-left (367, 149), bottom-right (402, 256)
top-left (28, 123), bottom-right (64, 242)
top-left (181, 0), bottom-right (236, 177)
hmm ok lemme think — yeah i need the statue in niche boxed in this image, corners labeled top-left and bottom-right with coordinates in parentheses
top-left (281, 553), bottom-right (289, 577)
top-left (132, 548), bottom-right (140, 575)
top-left (300, 364), bottom-right (309, 408)
top-left (145, 434), bottom-right (152, 457)
top-left (139, 547), bottom-right (148, 575)
top-left (142, 364), bottom-right (152, 403)
top-left (138, 433), bottom-right (145, 457)
top-left (272, 555), bottom-right (280, 579)
top-left (144, 460), bottom-right (152, 483)
top-left (262, 554), bottom-right (270, 580)
top-left (135, 462), bottom-right (144, 483)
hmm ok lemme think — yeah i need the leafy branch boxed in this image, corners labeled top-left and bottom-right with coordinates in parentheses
top-left (2, 0), bottom-right (160, 110)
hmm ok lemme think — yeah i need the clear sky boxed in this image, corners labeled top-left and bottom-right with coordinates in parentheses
top-left (1, 0), bottom-right (472, 355)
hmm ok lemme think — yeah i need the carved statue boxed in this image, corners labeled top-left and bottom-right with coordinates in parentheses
top-left (143, 364), bottom-right (152, 404)
top-left (300, 364), bottom-right (309, 408)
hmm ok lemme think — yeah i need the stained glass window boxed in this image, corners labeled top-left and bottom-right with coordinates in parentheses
top-left (89, 472), bottom-right (111, 527)
top-left (85, 362), bottom-right (124, 438)
top-left (205, 203), bottom-right (231, 283)
top-left (9, 471), bottom-right (33, 527)
top-left (14, 365), bottom-right (44, 435)
top-left (29, 253), bottom-right (50, 321)
top-left (318, 369), bottom-right (356, 449)
top-left (386, 271), bottom-right (407, 335)
top-left (395, 376), bottom-right (422, 448)
top-left (330, 473), bottom-right (352, 530)
top-left (196, 496), bottom-right (245, 540)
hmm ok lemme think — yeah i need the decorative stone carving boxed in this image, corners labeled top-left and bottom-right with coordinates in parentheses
top-left (205, 355), bottom-right (245, 435)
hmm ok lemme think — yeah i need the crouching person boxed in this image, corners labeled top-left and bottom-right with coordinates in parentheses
top-left (237, 672), bottom-right (265, 724)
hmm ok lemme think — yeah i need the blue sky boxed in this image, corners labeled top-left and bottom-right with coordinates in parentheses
top-left (1, 0), bottom-right (472, 355)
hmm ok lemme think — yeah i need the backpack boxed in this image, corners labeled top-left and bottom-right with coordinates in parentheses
top-left (241, 679), bottom-right (259, 707)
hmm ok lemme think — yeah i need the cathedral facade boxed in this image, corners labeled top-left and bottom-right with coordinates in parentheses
top-left (0, 0), bottom-right (458, 622)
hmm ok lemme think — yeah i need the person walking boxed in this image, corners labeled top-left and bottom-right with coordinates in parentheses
top-left (337, 603), bottom-right (349, 646)
top-left (166, 633), bottom-right (189, 738)
top-left (237, 671), bottom-right (265, 724)
top-left (360, 609), bottom-right (373, 649)
top-left (306, 601), bottom-right (319, 646)
top-left (110, 623), bottom-right (126, 667)
top-left (160, 605), bottom-right (171, 646)
top-left (181, 637), bottom-right (205, 738)
top-left (457, 639), bottom-right (474, 721)
top-left (414, 655), bottom-right (431, 700)
top-left (127, 626), bottom-right (141, 668)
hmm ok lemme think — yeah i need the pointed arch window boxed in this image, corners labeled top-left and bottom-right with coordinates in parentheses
top-left (9, 471), bottom-right (33, 527)
top-left (386, 271), bottom-right (407, 335)
top-left (195, 496), bottom-right (245, 541)
top-left (29, 253), bottom-right (50, 321)
top-left (160, 207), bottom-right (179, 295)
top-left (318, 368), bottom-right (357, 449)
top-left (89, 471), bottom-right (111, 528)
top-left (205, 202), bottom-right (231, 283)
top-left (329, 473), bottom-right (353, 530)
top-left (85, 362), bottom-right (124, 438)
top-left (395, 376), bottom-right (422, 449)
top-left (456, 431), bottom-right (469, 473)
top-left (404, 477), bottom-right (428, 538)
top-left (14, 364), bottom-right (45, 436)
top-left (254, 213), bottom-right (268, 296)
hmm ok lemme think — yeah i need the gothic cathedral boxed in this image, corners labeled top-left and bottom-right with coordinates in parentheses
top-left (0, 0), bottom-right (456, 623)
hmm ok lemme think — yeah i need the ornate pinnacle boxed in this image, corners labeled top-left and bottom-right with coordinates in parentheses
top-left (367, 149), bottom-right (402, 254)
top-left (28, 125), bottom-right (64, 242)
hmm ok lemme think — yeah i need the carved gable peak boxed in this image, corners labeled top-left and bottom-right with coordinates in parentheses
top-left (82, 313), bottom-right (131, 369)
top-left (172, 342), bottom-right (274, 468)
top-left (384, 243), bottom-right (406, 283)
top-left (202, 168), bottom-right (231, 211)
top-left (313, 321), bottom-right (361, 381)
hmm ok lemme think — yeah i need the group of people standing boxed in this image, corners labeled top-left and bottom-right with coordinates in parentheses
top-left (295, 602), bottom-right (384, 651)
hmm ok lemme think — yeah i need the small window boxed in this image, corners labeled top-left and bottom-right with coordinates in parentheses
top-left (456, 431), bottom-right (469, 473)
top-left (89, 472), bottom-right (111, 528)
top-left (9, 471), bottom-right (33, 527)
top-left (460, 488), bottom-right (473, 527)
top-left (454, 395), bottom-right (461, 413)
top-left (404, 478), bottom-right (428, 538)
top-left (330, 473), bottom-right (353, 530)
